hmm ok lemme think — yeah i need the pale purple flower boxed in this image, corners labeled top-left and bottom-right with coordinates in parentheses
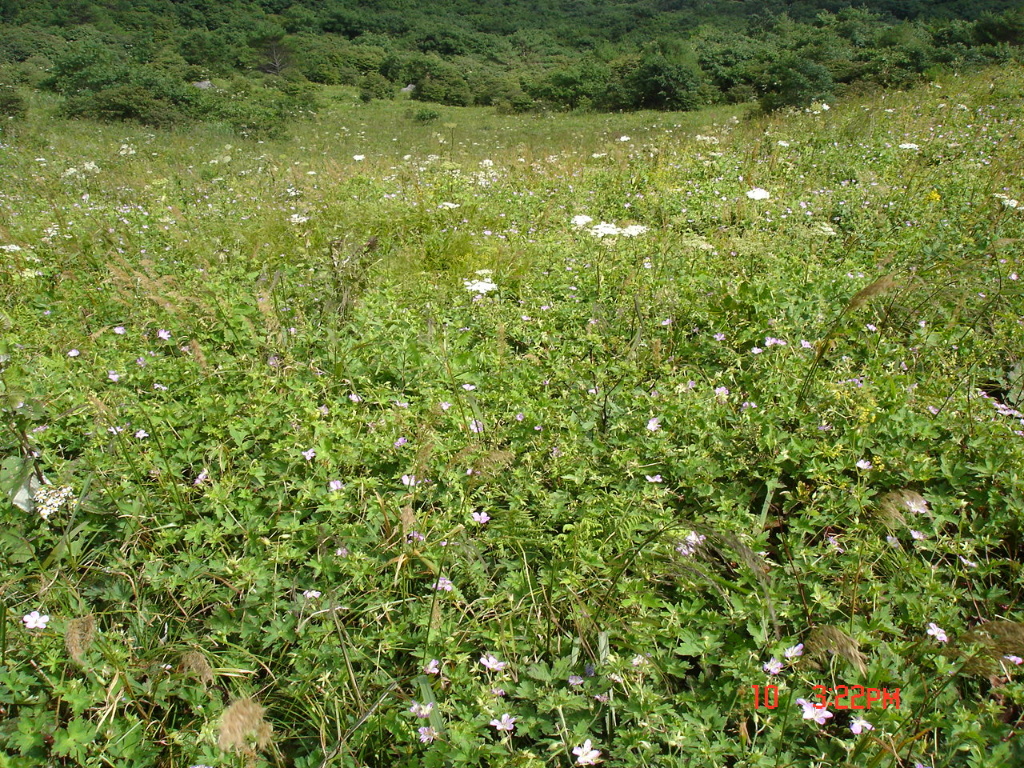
top-left (67, 349), bottom-right (80, 357)
top-left (194, 469), bottom-right (208, 485)
top-left (645, 474), bottom-right (662, 483)
top-left (349, 393), bottom-right (362, 403)
top-left (646, 417), bottom-right (661, 432)
top-left (480, 653), bottom-right (507, 672)
top-left (866, 324), bottom-right (877, 332)
top-left (108, 371), bottom-right (120, 382)
top-left (905, 496), bottom-right (928, 515)
top-left (108, 426), bottom-right (124, 435)
top-left (765, 337), bottom-right (787, 347)
top-left (490, 714), bottom-right (516, 732)
top-left (763, 657), bottom-right (783, 675)
top-left (134, 429), bottom-right (148, 439)
top-left (303, 589), bottom-right (321, 599)
top-left (573, 739), bottom-right (602, 765)
top-left (491, 687), bottom-right (505, 697)
top-left (796, 698), bottom-right (833, 725)
top-left (418, 726), bottom-right (437, 743)
top-left (1004, 655), bottom-right (1023, 665)
top-left (568, 675), bottom-right (584, 687)
top-left (784, 643), bottom-right (804, 659)
top-left (136, 357), bottom-right (146, 366)
top-left (927, 623), bottom-right (948, 643)
top-left (471, 511), bottom-right (491, 525)
top-left (434, 577), bottom-right (454, 592)
top-left (302, 448), bottom-right (316, 461)
top-left (462, 384), bottom-right (476, 391)
top-left (440, 401), bottom-right (452, 410)
top-left (910, 530), bottom-right (926, 541)
top-left (409, 701), bottom-right (433, 718)
top-left (401, 475), bottom-right (419, 487)
top-left (676, 531), bottom-right (706, 556)
top-left (113, 326), bottom-right (126, 335)
top-left (23, 610), bottom-right (49, 629)
top-left (515, 412), bottom-right (524, 421)
top-left (960, 556), bottom-right (978, 568)
top-left (394, 437), bottom-right (408, 448)
top-left (850, 716), bottom-right (874, 734)
top-left (153, 383), bottom-right (167, 391)
top-left (335, 546), bottom-right (349, 557)
top-left (157, 329), bottom-right (171, 340)
top-left (424, 659), bottom-right (440, 674)
top-left (469, 419), bottom-right (484, 433)
top-left (856, 459), bottom-right (872, 470)
top-left (751, 347), bottom-right (763, 355)
top-left (714, 386), bottom-right (729, 399)
top-left (801, 339), bottom-right (813, 348)
top-left (828, 535), bottom-right (844, 552)
top-left (329, 480), bottom-right (344, 491)
top-left (713, 332), bottom-right (726, 341)
top-left (395, 401), bottom-right (409, 408)
top-left (407, 531), bottom-right (425, 542)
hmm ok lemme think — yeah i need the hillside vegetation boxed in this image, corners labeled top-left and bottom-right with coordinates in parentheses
top-left (1, 0), bottom-right (1024, 130)
top-left (2, 64), bottom-right (1024, 767)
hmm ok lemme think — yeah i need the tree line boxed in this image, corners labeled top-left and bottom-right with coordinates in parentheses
top-left (1, 0), bottom-right (1022, 131)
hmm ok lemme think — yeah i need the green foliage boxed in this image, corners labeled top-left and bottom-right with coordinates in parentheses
top-left (5, 12), bottom-right (1024, 768)
top-left (758, 54), bottom-right (835, 112)
top-left (0, 0), bottom-right (1021, 124)
top-left (359, 71), bottom-right (394, 102)
top-left (411, 105), bottom-right (441, 123)
top-left (0, 83), bottom-right (26, 118)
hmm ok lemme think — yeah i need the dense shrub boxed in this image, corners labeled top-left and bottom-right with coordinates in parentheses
top-left (758, 53), bottom-right (835, 111)
top-left (525, 57), bottom-right (611, 110)
top-left (608, 51), bottom-right (707, 111)
top-left (359, 71), bottom-right (394, 102)
top-left (0, 83), bottom-right (27, 118)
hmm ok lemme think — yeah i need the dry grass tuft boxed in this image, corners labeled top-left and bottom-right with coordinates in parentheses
top-left (218, 697), bottom-right (273, 754)
top-left (844, 274), bottom-right (897, 313)
top-left (181, 649), bottom-right (214, 686)
top-left (65, 614), bottom-right (96, 665)
top-left (805, 625), bottom-right (868, 675)
top-left (955, 620), bottom-right (1024, 675)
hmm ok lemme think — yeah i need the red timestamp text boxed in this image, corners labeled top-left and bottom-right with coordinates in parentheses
top-left (749, 685), bottom-right (901, 710)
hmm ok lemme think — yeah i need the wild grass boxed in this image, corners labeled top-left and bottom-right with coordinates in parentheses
top-left (2, 68), bottom-right (1024, 767)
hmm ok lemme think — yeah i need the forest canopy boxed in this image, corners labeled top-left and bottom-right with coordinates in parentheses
top-left (1, 0), bottom-right (1023, 129)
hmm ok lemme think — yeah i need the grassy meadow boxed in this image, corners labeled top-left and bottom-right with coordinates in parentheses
top-left (3, 68), bottom-right (1024, 768)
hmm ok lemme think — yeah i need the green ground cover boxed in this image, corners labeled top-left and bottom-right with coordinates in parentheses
top-left (2, 68), bottom-right (1024, 767)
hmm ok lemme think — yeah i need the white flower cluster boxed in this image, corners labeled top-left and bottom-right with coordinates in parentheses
top-left (571, 215), bottom-right (648, 238)
top-left (34, 484), bottom-right (76, 520)
top-left (994, 194), bottom-right (1020, 209)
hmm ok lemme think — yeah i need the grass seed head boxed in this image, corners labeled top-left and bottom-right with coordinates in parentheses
top-left (65, 614), bottom-right (96, 665)
top-left (218, 697), bottom-right (273, 754)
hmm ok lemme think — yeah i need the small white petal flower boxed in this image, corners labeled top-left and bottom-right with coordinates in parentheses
top-left (573, 739), bottom-right (602, 765)
top-left (23, 610), bottom-right (50, 629)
